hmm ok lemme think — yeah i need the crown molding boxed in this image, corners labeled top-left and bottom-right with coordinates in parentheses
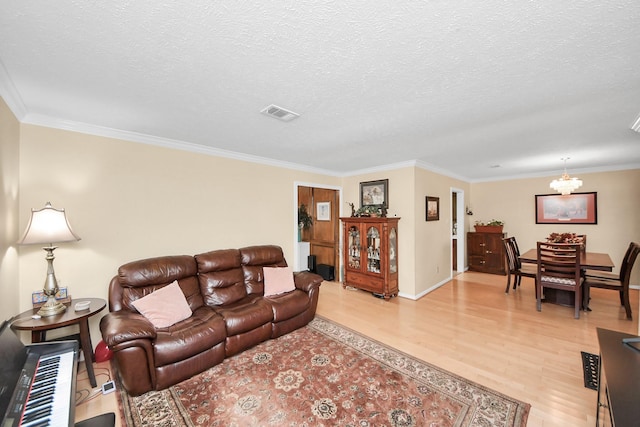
top-left (8, 106), bottom-right (639, 183)
top-left (20, 112), bottom-right (343, 177)
top-left (0, 60), bottom-right (27, 120)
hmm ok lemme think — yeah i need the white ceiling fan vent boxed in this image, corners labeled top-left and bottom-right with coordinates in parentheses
top-left (261, 104), bottom-right (300, 122)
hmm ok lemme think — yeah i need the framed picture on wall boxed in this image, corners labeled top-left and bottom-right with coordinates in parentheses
top-left (316, 202), bottom-right (331, 221)
top-left (426, 196), bottom-right (439, 221)
top-left (360, 179), bottom-right (388, 207)
top-left (535, 192), bottom-right (597, 224)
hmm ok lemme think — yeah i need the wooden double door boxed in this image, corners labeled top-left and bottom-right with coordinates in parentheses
top-left (298, 186), bottom-right (340, 276)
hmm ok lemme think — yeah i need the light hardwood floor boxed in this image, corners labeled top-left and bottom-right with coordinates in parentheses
top-left (75, 272), bottom-right (638, 427)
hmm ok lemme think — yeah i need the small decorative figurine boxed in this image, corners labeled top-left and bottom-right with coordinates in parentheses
top-left (348, 202), bottom-right (356, 217)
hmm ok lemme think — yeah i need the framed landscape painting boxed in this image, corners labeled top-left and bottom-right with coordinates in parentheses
top-left (426, 196), bottom-right (439, 221)
top-left (535, 192), bottom-right (597, 224)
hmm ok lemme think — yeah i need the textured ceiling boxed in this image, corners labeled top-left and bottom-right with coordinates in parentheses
top-left (1, 1), bottom-right (639, 180)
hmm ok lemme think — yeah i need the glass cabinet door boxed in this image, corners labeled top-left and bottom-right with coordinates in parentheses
top-left (366, 226), bottom-right (381, 274)
top-left (389, 227), bottom-right (397, 274)
top-left (347, 225), bottom-right (361, 270)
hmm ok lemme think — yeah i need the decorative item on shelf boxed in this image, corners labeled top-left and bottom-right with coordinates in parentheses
top-left (18, 202), bottom-right (81, 317)
top-left (550, 157), bottom-right (583, 195)
top-left (348, 202), bottom-right (356, 217)
top-left (298, 204), bottom-right (313, 241)
top-left (355, 205), bottom-right (381, 217)
top-left (474, 219), bottom-right (504, 233)
top-left (546, 232), bottom-right (586, 251)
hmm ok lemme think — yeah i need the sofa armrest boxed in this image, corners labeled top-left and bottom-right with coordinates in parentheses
top-left (293, 271), bottom-right (324, 293)
top-left (100, 311), bottom-right (157, 348)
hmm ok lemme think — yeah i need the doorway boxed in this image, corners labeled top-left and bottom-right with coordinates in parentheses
top-left (294, 183), bottom-right (342, 278)
top-left (451, 188), bottom-right (465, 274)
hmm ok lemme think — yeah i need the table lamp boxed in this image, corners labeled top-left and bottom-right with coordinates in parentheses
top-left (18, 202), bottom-right (81, 316)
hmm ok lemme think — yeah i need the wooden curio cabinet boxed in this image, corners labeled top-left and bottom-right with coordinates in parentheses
top-left (467, 232), bottom-right (506, 275)
top-left (340, 217), bottom-right (400, 299)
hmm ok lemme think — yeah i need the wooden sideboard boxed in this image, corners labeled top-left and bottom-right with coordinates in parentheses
top-left (467, 232), bottom-right (506, 275)
top-left (596, 328), bottom-right (640, 426)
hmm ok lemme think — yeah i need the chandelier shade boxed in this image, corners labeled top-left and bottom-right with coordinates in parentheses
top-left (549, 158), bottom-right (582, 195)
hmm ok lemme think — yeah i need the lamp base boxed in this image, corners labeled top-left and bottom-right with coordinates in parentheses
top-left (37, 295), bottom-right (67, 317)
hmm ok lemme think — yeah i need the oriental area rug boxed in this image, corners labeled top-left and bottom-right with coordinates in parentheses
top-left (115, 317), bottom-right (530, 426)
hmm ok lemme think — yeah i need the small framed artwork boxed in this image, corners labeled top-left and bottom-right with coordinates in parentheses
top-left (316, 202), bottom-right (331, 221)
top-left (535, 192), bottom-right (597, 224)
top-left (426, 196), bottom-right (439, 221)
top-left (360, 179), bottom-right (388, 207)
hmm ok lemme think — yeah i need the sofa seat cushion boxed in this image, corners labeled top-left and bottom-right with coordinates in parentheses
top-left (154, 306), bottom-right (226, 366)
top-left (266, 289), bottom-right (311, 322)
top-left (214, 295), bottom-right (273, 336)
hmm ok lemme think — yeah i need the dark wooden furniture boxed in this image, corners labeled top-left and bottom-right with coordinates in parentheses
top-left (502, 237), bottom-right (537, 293)
top-left (341, 217), bottom-right (399, 299)
top-left (467, 232), bottom-right (506, 275)
top-left (11, 297), bottom-right (106, 387)
top-left (584, 242), bottom-right (640, 320)
top-left (521, 248), bottom-right (614, 309)
top-left (520, 249), bottom-right (614, 272)
top-left (596, 328), bottom-right (640, 426)
top-left (536, 242), bottom-right (584, 319)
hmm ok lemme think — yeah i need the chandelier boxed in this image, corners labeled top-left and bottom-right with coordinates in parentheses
top-left (550, 158), bottom-right (582, 195)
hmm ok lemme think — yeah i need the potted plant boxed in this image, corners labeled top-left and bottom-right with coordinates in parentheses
top-left (474, 219), bottom-right (504, 233)
top-left (355, 205), bottom-right (380, 217)
top-left (298, 204), bottom-right (313, 230)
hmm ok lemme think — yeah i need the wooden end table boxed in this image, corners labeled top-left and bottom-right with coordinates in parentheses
top-left (11, 297), bottom-right (106, 387)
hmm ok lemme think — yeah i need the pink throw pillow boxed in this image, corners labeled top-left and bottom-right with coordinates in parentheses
top-left (131, 280), bottom-right (192, 328)
top-left (263, 267), bottom-right (296, 296)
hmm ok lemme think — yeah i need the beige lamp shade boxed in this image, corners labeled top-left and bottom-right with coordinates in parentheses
top-left (18, 202), bottom-right (81, 245)
top-left (18, 202), bottom-right (80, 316)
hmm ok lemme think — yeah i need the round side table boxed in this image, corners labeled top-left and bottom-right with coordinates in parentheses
top-left (11, 297), bottom-right (106, 388)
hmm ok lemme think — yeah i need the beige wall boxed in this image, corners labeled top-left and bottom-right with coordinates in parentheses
top-left (0, 97), bottom-right (20, 320)
top-left (414, 168), bottom-right (470, 296)
top-left (4, 96), bottom-right (639, 340)
top-left (17, 123), bottom-right (340, 340)
top-left (468, 170), bottom-right (640, 286)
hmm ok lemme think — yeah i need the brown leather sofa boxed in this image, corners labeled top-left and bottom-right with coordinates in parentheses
top-left (99, 245), bottom-right (323, 396)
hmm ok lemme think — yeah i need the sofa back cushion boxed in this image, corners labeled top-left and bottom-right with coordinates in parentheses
top-left (115, 255), bottom-right (203, 313)
top-left (240, 245), bottom-right (288, 295)
top-left (196, 249), bottom-right (247, 306)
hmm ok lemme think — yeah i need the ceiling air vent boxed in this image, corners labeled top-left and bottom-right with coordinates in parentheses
top-left (261, 104), bottom-right (300, 122)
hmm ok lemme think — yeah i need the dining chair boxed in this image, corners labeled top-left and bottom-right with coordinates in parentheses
top-left (536, 242), bottom-right (584, 319)
top-left (502, 237), bottom-right (537, 294)
top-left (583, 242), bottom-right (640, 320)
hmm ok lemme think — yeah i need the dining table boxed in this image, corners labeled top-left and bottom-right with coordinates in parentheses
top-left (519, 248), bottom-right (614, 272)
top-left (519, 248), bottom-right (615, 307)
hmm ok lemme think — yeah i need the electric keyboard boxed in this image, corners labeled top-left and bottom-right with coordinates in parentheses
top-left (1, 321), bottom-right (79, 427)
